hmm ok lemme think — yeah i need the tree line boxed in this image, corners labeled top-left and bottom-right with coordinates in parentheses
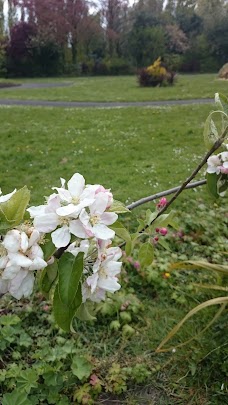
top-left (0, 0), bottom-right (228, 77)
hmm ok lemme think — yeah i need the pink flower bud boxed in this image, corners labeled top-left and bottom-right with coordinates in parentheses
top-left (159, 227), bottom-right (168, 236)
top-left (156, 197), bottom-right (167, 209)
top-left (155, 227), bottom-right (160, 233)
top-left (154, 236), bottom-right (159, 243)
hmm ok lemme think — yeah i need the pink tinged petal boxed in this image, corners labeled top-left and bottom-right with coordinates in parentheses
top-left (3, 230), bottom-right (21, 252)
top-left (0, 256), bottom-right (8, 269)
top-left (0, 188), bottom-right (16, 203)
top-left (9, 271), bottom-right (34, 299)
top-left (27, 205), bottom-right (47, 217)
top-left (29, 257), bottom-right (47, 271)
top-left (97, 276), bottom-right (121, 293)
top-left (56, 204), bottom-right (80, 217)
top-left (67, 173), bottom-right (85, 198)
top-left (46, 193), bottom-right (61, 212)
top-left (20, 232), bottom-right (29, 253)
top-left (28, 229), bottom-right (40, 248)
top-left (223, 161), bottom-right (228, 168)
top-left (34, 213), bottom-right (59, 233)
top-left (101, 212), bottom-right (118, 226)
top-left (69, 220), bottom-right (90, 239)
top-left (106, 247), bottom-right (122, 261)
top-left (8, 252), bottom-right (33, 268)
top-left (93, 224), bottom-right (115, 240)
top-left (51, 225), bottom-right (71, 248)
top-left (0, 278), bottom-right (9, 294)
top-left (90, 193), bottom-right (109, 215)
top-left (2, 264), bottom-right (21, 280)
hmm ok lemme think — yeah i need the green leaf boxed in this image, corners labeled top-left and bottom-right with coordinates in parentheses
top-left (71, 356), bottom-right (93, 380)
top-left (206, 173), bottom-right (219, 199)
top-left (2, 389), bottom-right (32, 405)
top-left (0, 186), bottom-right (30, 229)
top-left (53, 283), bottom-right (82, 332)
top-left (108, 199), bottom-right (130, 213)
top-left (110, 220), bottom-right (132, 254)
top-left (40, 261), bottom-right (58, 296)
top-left (152, 210), bottom-right (177, 230)
top-left (16, 369), bottom-right (38, 393)
top-left (138, 242), bottom-right (154, 268)
top-left (42, 237), bottom-right (56, 261)
top-left (58, 252), bottom-right (84, 307)
top-left (75, 303), bottom-right (96, 321)
top-left (137, 219), bottom-right (145, 232)
top-left (158, 238), bottom-right (171, 251)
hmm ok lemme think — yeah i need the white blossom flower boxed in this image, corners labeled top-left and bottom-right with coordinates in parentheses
top-left (207, 153), bottom-right (228, 175)
top-left (70, 193), bottom-right (117, 240)
top-left (1, 228), bottom-right (47, 299)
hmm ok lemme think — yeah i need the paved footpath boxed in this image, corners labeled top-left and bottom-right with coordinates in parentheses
top-left (0, 98), bottom-right (213, 108)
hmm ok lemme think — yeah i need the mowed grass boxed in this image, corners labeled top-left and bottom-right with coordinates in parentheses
top-left (0, 104), bottom-right (212, 207)
top-left (0, 74), bottom-right (228, 101)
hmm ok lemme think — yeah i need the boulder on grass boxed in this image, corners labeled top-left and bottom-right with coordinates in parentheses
top-left (218, 63), bottom-right (228, 79)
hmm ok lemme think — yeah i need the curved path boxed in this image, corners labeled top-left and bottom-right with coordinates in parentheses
top-left (0, 97), bottom-right (213, 108)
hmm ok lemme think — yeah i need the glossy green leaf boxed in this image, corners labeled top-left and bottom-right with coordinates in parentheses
top-left (110, 220), bottom-right (132, 254)
top-left (206, 173), bottom-right (219, 198)
top-left (42, 236), bottom-right (56, 261)
top-left (40, 261), bottom-right (58, 296)
top-left (58, 252), bottom-right (84, 307)
top-left (53, 283), bottom-right (82, 332)
top-left (138, 242), bottom-right (154, 268)
top-left (0, 186), bottom-right (30, 230)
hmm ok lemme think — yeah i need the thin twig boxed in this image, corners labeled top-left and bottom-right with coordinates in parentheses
top-left (126, 179), bottom-right (207, 210)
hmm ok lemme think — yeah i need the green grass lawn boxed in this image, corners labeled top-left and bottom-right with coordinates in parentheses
top-left (0, 103), bottom-right (212, 206)
top-left (0, 74), bottom-right (228, 102)
top-left (0, 103), bottom-right (227, 404)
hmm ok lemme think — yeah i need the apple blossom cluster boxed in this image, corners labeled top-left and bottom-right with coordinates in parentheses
top-left (207, 152), bottom-right (228, 175)
top-left (0, 173), bottom-right (122, 303)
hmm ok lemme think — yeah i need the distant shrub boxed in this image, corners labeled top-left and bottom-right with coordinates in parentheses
top-left (218, 63), bottom-right (228, 79)
top-left (138, 57), bottom-right (175, 87)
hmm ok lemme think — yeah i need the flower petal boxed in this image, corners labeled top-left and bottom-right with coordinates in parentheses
top-left (0, 188), bottom-right (16, 203)
top-left (51, 225), bottom-right (71, 248)
top-left (34, 213), bottom-right (59, 233)
top-left (93, 224), bottom-right (115, 240)
top-left (9, 270), bottom-right (34, 299)
top-left (67, 173), bottom-right (85, 198)
top-left (101, 212), bottom-right (118, 226)
top-left (70, 220), bottom-right (90, 239)
top-left (3, 230), bottom-right (21, 253)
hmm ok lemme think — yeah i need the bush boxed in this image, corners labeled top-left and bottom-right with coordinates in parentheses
top-left (218, 63), bottom-right (228, 79)
top-left (138, 57), bottom-right (175, 87)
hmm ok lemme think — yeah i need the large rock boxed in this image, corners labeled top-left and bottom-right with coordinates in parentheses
top-left (218, 63), bottom-right (228, 79)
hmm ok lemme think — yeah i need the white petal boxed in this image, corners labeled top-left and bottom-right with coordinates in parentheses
top-left (97, 276), bottom-right (121, 293)
top-left (106, 247), bottom-right (122, 261)
top-left (0, 188), bottom-right (16, 203)
top-left (20, 232), bottom-right (29, 253)
top-left (79, 209), bottom-right (90, 227)
top-left (29, 244), bottom-right (44, 260)
top-left (51, 225), bottom-right (71, 248)
top-left (29, 257), bottom-right (47, 271)
top-left (28, 229), bottom-right (40, 248)
top-left (0, 278), bottom-right (9, 294)
top-left (9, 270), bottom-right (34, 299)
top-left (2, 263), bottom-right (21, 280)
top-left (0, 256), bottom-right (8, 269)
top-left (46, 193), bottom-right (61, 212)
top-left (56, 204), bottom-right (80, 217)
top-left (105, 261), bottom-right (122, 277)
top-left (69, 220), bottom-right (90, 238)
top-left (93, 224), bottom-right (115, 240)
top-left (86, 273), bottom-right (99, 293)
top-left (8, 252), bottom-right (33, 268)
top-left (53, 187), bottom-right (71, 203)
top-left (101, 212), bottom-right (118, 225)
top-left (34, 213), bottom-right (59, 232)
top-left (27, 205), bottom-right (46, 218)
top-left (67, 173), bottom-right (85, 198)
top-left (90, 193), bottom-right (109, 215)
top-left (3, 230), bottom-right (21, 252)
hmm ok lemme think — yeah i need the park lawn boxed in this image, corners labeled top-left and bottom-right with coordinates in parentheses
top-left (0, 103), bottom-right (227, 404)
top-left (0, 74), bottom-right (228, 101)
top-left (0, 103), bottom-right (212, 206)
